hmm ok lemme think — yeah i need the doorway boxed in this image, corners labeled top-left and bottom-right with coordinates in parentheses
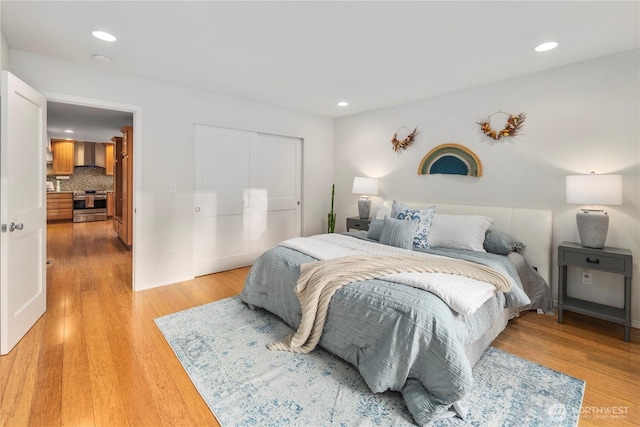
top-left (44, 92), bottom-right (142, 290)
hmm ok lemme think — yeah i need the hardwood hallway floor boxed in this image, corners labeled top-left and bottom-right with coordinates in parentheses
top-left (1, 220), bottom-right (243, 426)
top-left (1, 220), bottom-right (638, 426)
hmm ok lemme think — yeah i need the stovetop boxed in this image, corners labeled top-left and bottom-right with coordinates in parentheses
top-left (73, 190), bottom-right (110, 195)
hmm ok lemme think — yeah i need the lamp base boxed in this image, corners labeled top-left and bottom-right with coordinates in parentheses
top-left (357, 197), bottom-right (371, 219)
top-left (576, 209), bottom-right (609, 249)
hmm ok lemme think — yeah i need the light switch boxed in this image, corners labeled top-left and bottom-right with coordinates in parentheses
top-left (170, 184), bottom-right (177, 194)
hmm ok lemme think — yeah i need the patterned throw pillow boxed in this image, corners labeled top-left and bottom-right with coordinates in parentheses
top-left (390, 200), bottom-right (437, 248)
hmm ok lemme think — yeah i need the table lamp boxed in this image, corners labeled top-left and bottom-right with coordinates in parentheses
top-left (352, 177), bottom-right (378, 219)
top-left (566, 172), bottom-right (622, 249)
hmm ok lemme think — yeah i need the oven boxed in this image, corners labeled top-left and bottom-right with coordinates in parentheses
top-left (73, 191), bottom-right (108, 223)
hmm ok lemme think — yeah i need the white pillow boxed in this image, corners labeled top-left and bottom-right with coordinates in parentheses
top-left (428, 214), bottom-right (493, 252)
top-left (375, 206), bottom-right (391, 220)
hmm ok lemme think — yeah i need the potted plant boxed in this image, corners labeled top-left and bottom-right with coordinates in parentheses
top-left (328, 184), bottom-right (336, 233)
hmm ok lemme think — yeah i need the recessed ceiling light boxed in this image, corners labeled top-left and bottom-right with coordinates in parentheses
top-left (93, 54), bottom-right (112, 63)
top-left (65, 138), bottom-right (73, 141)
top-left (64, 129), bottom-right (74, 133)
top-left (534, 41), bottom-right (558, 52)
top-left (91, 30), bottom-right (117, 42)
top-left (337, 101), bottom-right (349, 107)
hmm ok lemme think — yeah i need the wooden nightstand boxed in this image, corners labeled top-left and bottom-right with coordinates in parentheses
top-left (346, 217), bottom-right (371, 231)
top-left (557, 241), bottom-right (633, 342)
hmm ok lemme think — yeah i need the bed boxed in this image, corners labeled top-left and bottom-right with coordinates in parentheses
top-left (240, 201), bottom-right (553, 425)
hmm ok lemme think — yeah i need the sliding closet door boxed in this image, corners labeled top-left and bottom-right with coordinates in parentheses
top-left (193, 125), bottom-right (301, 276)
top-left (250, 133), bottom-right (302, 255)
top-left (194, 126), bottom-right (254, 275)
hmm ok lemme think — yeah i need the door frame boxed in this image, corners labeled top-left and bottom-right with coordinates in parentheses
top-left (43, 91), bottom-right (143, 290)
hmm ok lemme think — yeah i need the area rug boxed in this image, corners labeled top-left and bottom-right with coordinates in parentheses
top-left (155, 296), bottom-right (585, 427)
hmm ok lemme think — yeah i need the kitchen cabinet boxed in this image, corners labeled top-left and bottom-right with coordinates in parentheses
top-left (107, 192), bottom-right (114, 217)
top-left (113, 216), bottom-right (122, 238)
top-left (112, 136), bottom-right (124, 242)
top-left (51, 139), bottom-right (75, 175)
top-left (113, 126), bottom-right (133, 246)
top-left (46, 192), bottom-right (73, 221)
top-left (121, 125), bottom-right (131, 156)
top-left (104, 143), bottom-right (114, 176)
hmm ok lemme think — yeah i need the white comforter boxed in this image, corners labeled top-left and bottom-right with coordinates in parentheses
top-left (280, 233), bottom-right (516, 315)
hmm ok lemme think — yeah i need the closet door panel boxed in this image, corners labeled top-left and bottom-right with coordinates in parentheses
top-left (194, 125), bottom-right (254, 276)
top-left (251, 209), bottom-right (299, 256)
top-left (251, 134), bottom-right (301, 246)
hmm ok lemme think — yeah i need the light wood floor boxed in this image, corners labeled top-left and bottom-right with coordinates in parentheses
top-left (1, 221), bottom-right (638, 426)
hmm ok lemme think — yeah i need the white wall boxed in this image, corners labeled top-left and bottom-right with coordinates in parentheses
top-left (0, 20), bottom-right (8, 70)
top-left (9, 50), bottom-right (334, 290)
top-left (334, 50), bottom-right (640, 327)
top-left (0, 37), bottom-right (6, 71)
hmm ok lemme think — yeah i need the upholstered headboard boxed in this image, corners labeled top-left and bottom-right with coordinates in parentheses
top-left (381, 201), bottom-right (553, 286)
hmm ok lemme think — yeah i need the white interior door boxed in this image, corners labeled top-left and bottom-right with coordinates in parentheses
top-left (1, 71), bottom-right (47, 355)
top-left (193, 125), bottom-right (301, 276)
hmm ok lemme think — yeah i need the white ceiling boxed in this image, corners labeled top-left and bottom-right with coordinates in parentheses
top-left (2, 1), bottom-right (639, 119)
top-left (47, 101), bottom-right (133, 142)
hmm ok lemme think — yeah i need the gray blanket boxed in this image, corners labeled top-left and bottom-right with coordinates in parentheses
top-left (240, 237), bottom-right (542, 425)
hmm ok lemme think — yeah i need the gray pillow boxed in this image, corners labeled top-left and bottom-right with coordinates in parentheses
top-left (379, 217), bottom-right (418, 250)
top-left (484, 229), bottom-right (525, 255)
top-left (366, 219), bottom-right (385, 241)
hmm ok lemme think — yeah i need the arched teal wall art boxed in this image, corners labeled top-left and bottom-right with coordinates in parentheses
top-left (418, 143), bottom-right (482, 177)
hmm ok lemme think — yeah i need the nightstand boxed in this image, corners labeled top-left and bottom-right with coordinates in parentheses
top-left (557, 241), bottom-right (633, 342)
top-left (346, 217), bottom-right (371, 232)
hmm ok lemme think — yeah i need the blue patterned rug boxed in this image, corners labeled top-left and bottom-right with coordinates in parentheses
top-left (155, 296), bottom-right (584, 426)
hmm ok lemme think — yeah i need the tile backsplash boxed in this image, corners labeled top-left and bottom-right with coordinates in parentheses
top-left (47, 166), bottom-right (113, 192)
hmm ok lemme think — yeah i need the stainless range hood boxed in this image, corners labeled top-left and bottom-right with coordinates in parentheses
top-left (74, 141), bottom-right (106, 168)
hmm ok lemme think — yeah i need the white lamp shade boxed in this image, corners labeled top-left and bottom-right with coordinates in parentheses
top-left (352, 177), bottom-right (379, 196)
top-left (566, 174), bottom-right (622, 206)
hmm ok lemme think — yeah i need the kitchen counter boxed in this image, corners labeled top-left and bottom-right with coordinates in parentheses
top-left (46, 192), bottom-right (73, 221)
top-left (47, 190), bottom-right (113, 193)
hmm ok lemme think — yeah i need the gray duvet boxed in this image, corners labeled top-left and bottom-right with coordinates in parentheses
top-left (239, 235), bottom-right (548, 425)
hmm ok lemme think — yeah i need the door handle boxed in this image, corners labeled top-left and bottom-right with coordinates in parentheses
top-left (9, 222), bottom-right (24, 232)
